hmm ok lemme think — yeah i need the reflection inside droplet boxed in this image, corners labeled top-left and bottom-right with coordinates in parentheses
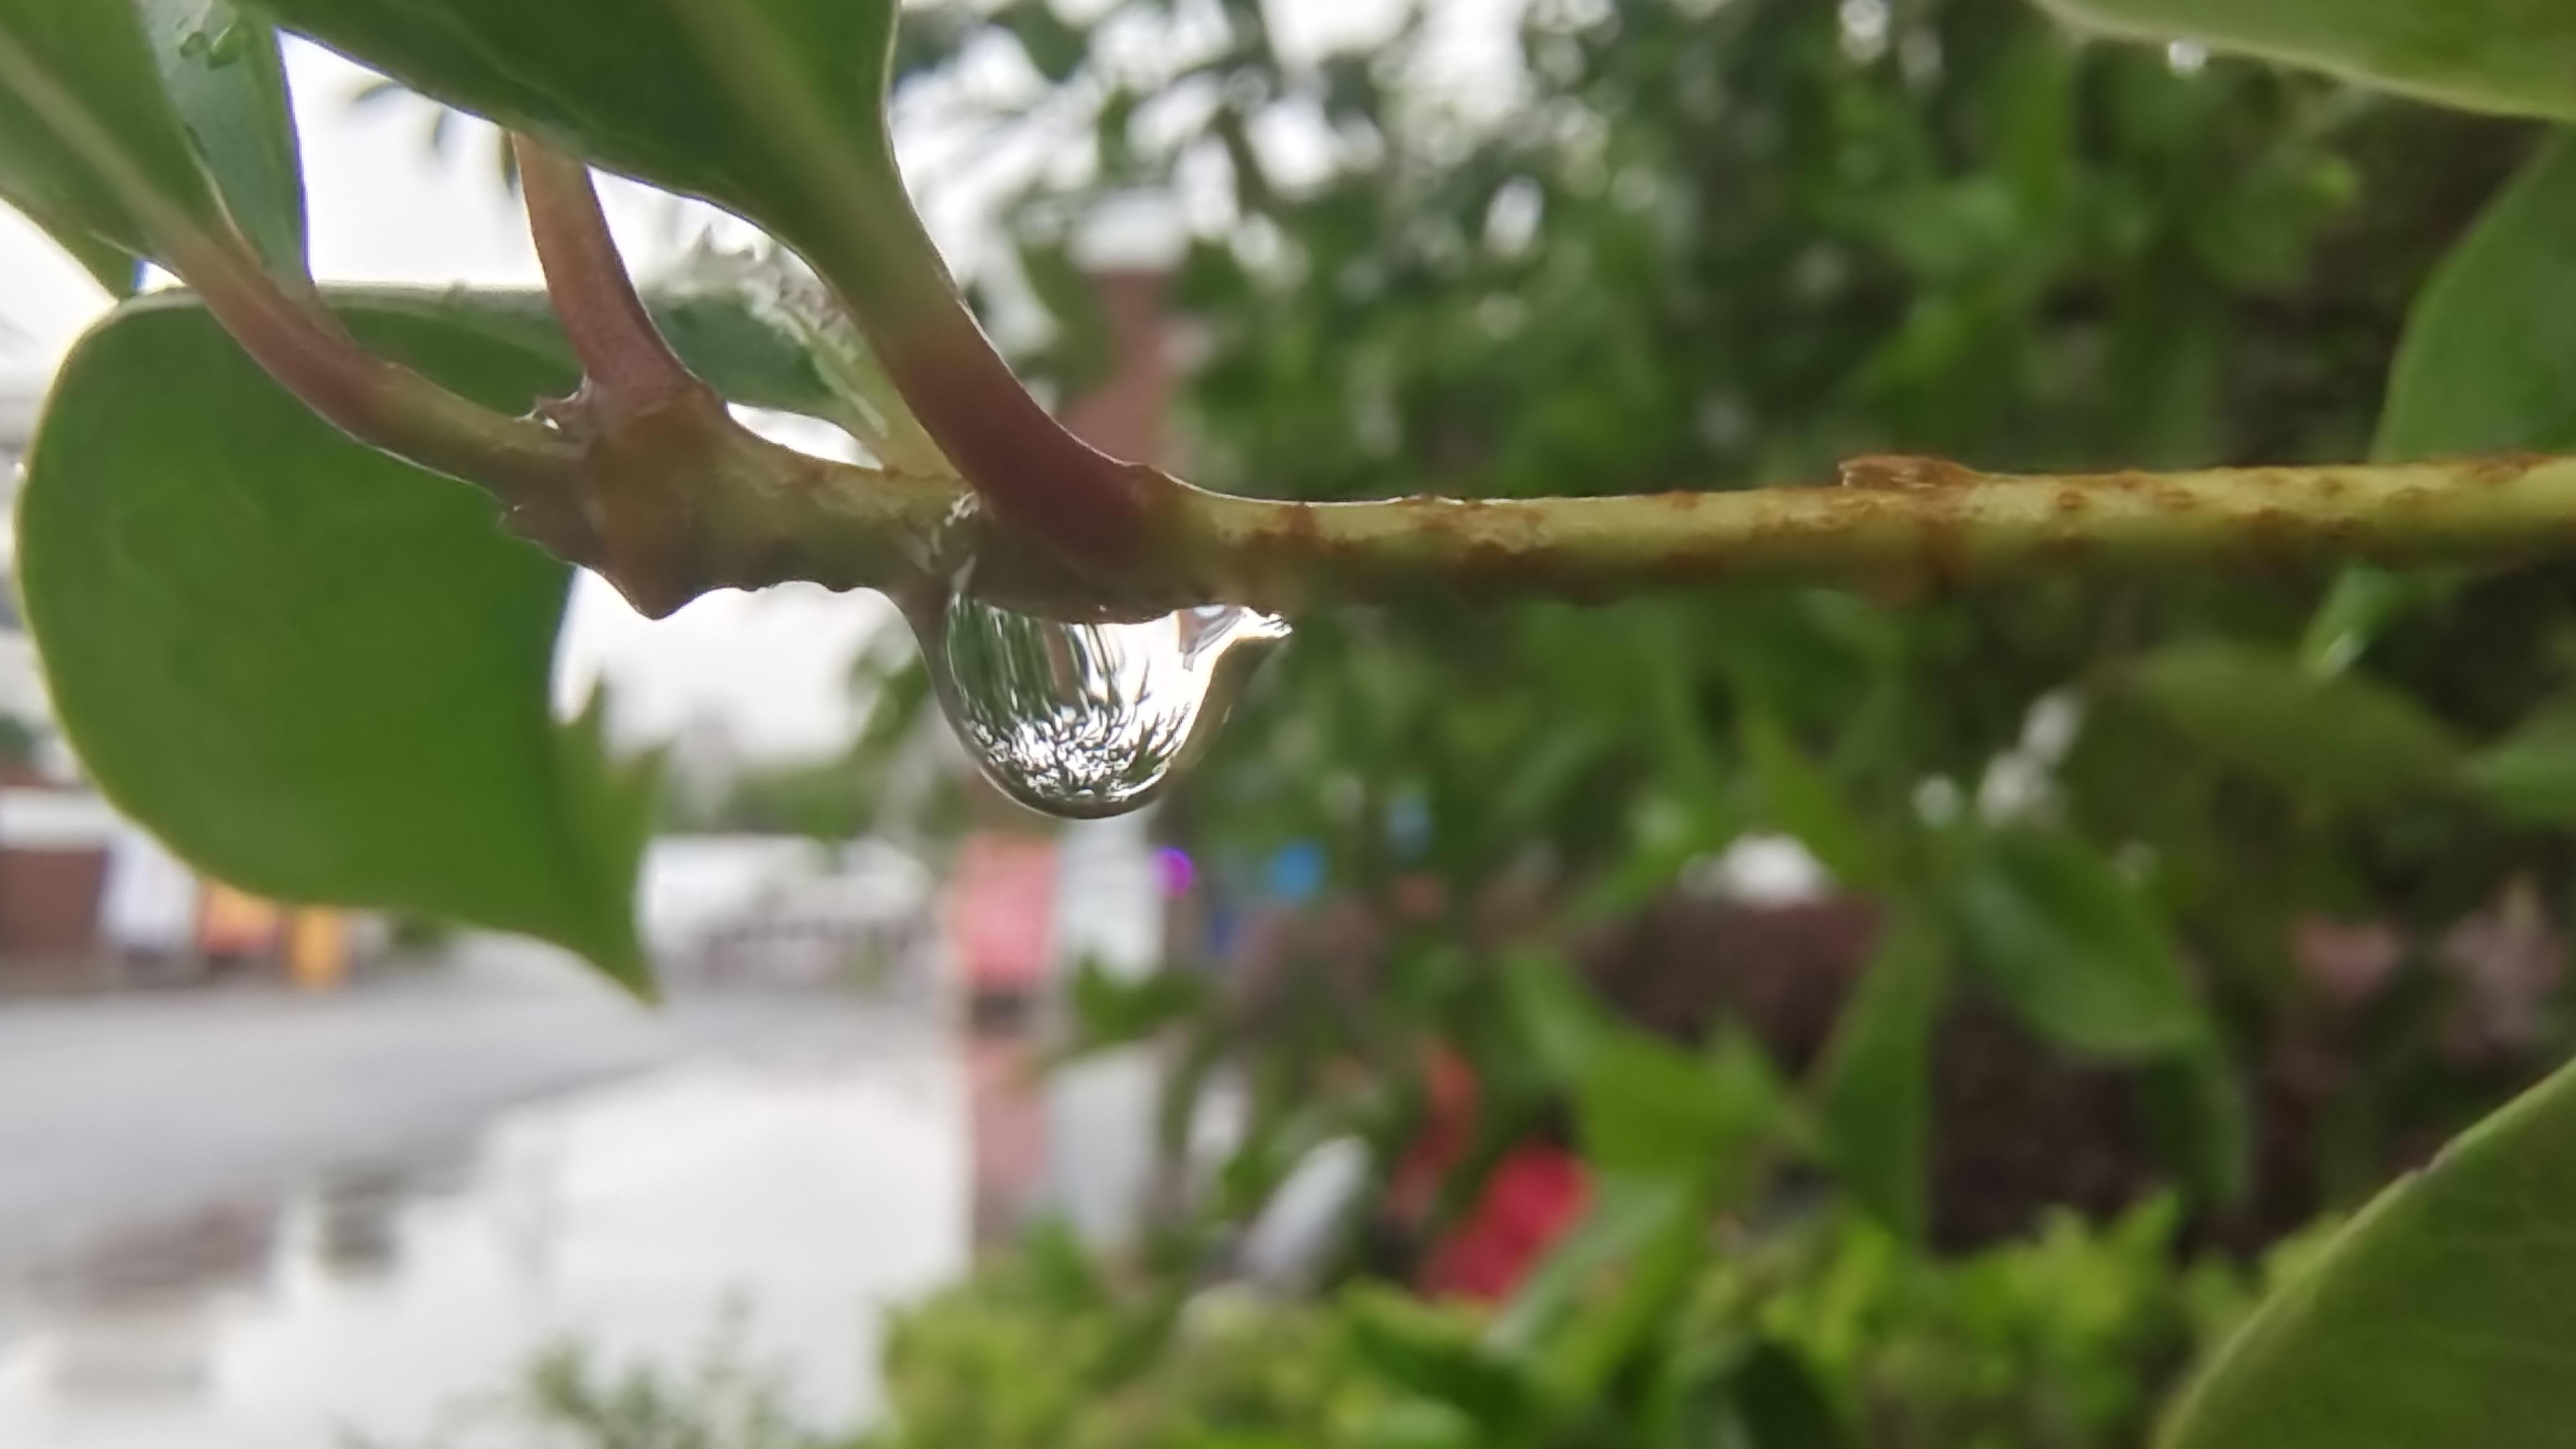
top-left (915, 596), bottom-right (1290, 819)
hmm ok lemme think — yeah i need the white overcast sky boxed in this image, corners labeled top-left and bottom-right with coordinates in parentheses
top-left (0, 2), bottom-right (1518, 760)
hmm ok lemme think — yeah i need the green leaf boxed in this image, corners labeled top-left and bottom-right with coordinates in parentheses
top-left (1344, 1288), bottom-right (1551, 1442)
top-left (20, 297), bottom-right (655, 990)
top-left (1502, 947), bottom-right (1609, 1086)
top-left (1951, 830), bottom-right (2205, 1059)
top-left (139, 0), bottom-right (305, 278)
top-left (1489, 1172), bottom-right (1699, 1357)
top-left (1578, 1030), bottom-right (1788, 1181)
top-left (1815, 909), bottom-right (1952, 1240)
top-left (1503, 954), bottom-right (1788, 1180)
top-left (2033, 0), bottom-right (2576, 123)
top-left (1740, 709), bottom-right (1886, 889)
top-left (2465, 695), bottom-right (2576, 825)
top-left (2160, 1053), bottom-right (2576, 1449)
top-left (2138, 1040), bottom-right (2252, 1207)
top-left (1056, 958), bottom-right (1209, 1061)
top-left (0, 0), bottom-right (232, 279)
top-left (56, 226), bottom-right (141, 297)
top-left (2129, 642), bottom-right (2464, 807)
top-left (325, 284), bottom-right (848, 420)
top-left (2295, 565), bottom-right (2456, 679)
top-left (994, 0), bottom-right (1087, 84)
top-left (248, 0), bottom-right (903, 261)
top-left (2377, 132), bottom-right (2576, 459)
top-left (1512, 1172), bottom-right (1713, 1401)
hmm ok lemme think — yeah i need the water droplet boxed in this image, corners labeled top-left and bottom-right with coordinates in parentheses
top-left (913, 594), bottom-right (1290, 819)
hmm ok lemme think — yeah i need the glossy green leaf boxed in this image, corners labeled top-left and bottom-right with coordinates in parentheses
top-left (1952, 830), bottom-right (2206, 1058)
top-left (2130, 642), bottom-right (2463, 807)
top-left (2378, 132), bottom-right (2576, 459)
top-left (2034, 0), bottom-right (2576, 123)
top-left (21, 298), bottom-right (655, 989)
top-left (249, 0), bottom-right (900, 254)
top-left (2160, 1053), bottom-right (2576, 1449)
top-left (327, 284), bottom-right (846, 420)
top-left (53, 223), bottom-right (141, 297)
top-left (0, 0), bottom-right (230, 284)
top-left (140, 0), bottom-right (305, 277)
top-left (1815, 909), bottom-right (1952, 1240)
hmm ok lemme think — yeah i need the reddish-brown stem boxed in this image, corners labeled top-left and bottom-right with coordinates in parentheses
top-left (510, 136), bottom-right (706, 425)
top-left (827, 200), bottom-right (1162, 567)
top-left (163, 230), bottom-right (581, 497)
top-left (0, 25), bottom-right (580, 498)
top-left (662, 8), bottom-right (1167, 573)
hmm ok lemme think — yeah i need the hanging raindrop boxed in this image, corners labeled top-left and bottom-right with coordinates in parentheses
top-left (911, 592), bottom-right (1290, 819)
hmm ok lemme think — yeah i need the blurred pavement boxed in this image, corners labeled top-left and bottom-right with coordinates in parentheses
top-left (0, 938), bottom-right (911, 1270)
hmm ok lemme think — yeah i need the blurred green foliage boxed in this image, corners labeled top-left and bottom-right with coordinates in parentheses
top-left (831, 0), bottom-right (2576, 1440)
top-left (878, 0), bottom-right (2576, 1248)
top-left (843, 1201), bottom-right (2326, 1449)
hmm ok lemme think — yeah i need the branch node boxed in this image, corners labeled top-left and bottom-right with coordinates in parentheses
top-left (512, 134), bottom-right (710, 428)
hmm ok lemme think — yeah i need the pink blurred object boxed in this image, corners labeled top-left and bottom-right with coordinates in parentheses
top-left (2292, 916), bottom-right (2406, 1006)
top-left (944, 833), bottom-right (1060, 996)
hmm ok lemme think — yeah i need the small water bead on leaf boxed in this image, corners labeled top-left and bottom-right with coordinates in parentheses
top-left (914, 594), bottom-right (1291, 820)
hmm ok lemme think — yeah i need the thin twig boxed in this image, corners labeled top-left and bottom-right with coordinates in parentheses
top-left (510, 135), bottom-right (705, 425)
top-left (0, 25), bottom-right (579, 500)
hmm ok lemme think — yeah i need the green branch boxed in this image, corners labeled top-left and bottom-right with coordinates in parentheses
top-left (16, 12), bottom-right (2575, 629)
top-left (671, 448), bottom-right (2576, 622)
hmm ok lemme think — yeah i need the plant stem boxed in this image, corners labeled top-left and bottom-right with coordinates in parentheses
top-left (768, 150), bottom-right (1171, 575)
top-left (0, 26), bottom-right (580, 502)
top-left (697, 450), bottom-right (2576, 622)
top-left (510, 136), bottom-right (703, 425)
top-left (665, 5), bottom-right (1170, 575)
top-left (160, 230), bottom-right (583, 500)
top-left (1164, 455), bottom-right (2576, 612)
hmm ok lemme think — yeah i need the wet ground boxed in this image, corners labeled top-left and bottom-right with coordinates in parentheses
top-left (0, 962), bottom-right (967, 1448)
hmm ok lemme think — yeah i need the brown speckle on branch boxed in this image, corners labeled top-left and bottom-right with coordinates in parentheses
top-left (1838, 454), bottom-right (1980, 490)
top-left (2464, 454), bottom-right (2548, 487)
